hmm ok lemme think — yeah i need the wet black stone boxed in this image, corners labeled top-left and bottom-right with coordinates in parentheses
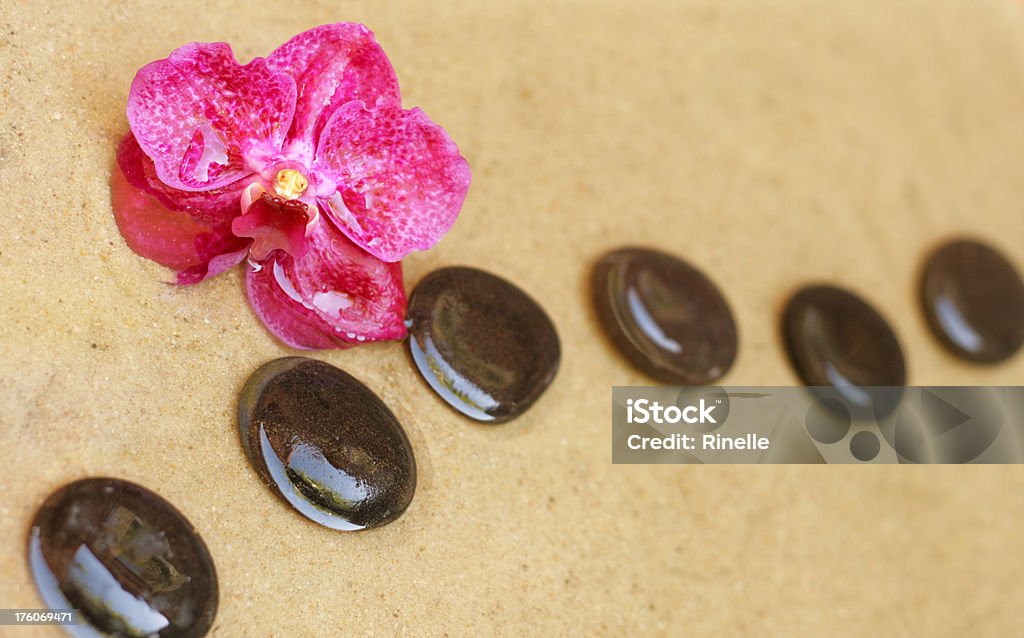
top-left (406, 267), bottom-right (560, 423)
top-left (782, 286), bottom-right (906, 413)
top-left (238, 357), bottom-right (416, 531)
top-left (28, 478), bottom-right (218, 637)
top-left (920, 239), bottom-right (1024, 363)
top-left (592, 248), bottom-right (738, 385)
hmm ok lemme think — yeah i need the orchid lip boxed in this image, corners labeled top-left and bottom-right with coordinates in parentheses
top-left (239, 181), bottom-right (320, 247)
top-left (233, 187), bottom-right (313, 261)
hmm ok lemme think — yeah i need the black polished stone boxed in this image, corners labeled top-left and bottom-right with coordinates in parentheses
top-left (238, 357), bottom-right (416, 531)
top-left (920, 239), bottom-right (1024, 363)
top-left (592, 248), bottom-right (738, 385)
top-left (406, 267), bottom-right (560, 423)
top-left (782, 286), bottom-right (906, 413)
top-left (28, 478), bottom-right (218, 638)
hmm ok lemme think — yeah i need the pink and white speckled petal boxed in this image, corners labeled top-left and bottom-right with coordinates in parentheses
top-left (267, 23), bottom-right (400, 163)
top-left (244, 219), bottom-right (407, 348)
top-left (112, 154), bottom-right (249, 284)
top-left (116, 133), bottom-right (244, 223)
top-left (313, 102), bottom-right (471, 262)
top-left (244, 262), bottom-right (351, 350)
top-left (127, 42), bottom-right (296, 191)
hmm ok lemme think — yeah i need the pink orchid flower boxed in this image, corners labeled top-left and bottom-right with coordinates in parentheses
top-left (112, 23), bottom-right (471, 349)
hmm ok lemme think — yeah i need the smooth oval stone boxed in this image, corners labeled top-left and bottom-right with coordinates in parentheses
top-left (28, 478), bottom-right (218, 638)
top-left (238, 357), bottom-right (415, 531)
top-left (592, 248), bottom-right (738, 384)
top-left (782, 286), bottom-right (906, 412)
top-left (920, 239), bottom-right (1024, 363)
top-left (406, 267), bottom-right (560, 423)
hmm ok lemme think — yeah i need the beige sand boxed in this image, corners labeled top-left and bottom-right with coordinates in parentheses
top-left (2, 0), bottom-right (1024, 635)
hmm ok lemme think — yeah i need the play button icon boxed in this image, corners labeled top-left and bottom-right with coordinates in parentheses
top-left (878, 387), bottom-right (1006, 463)
top-left (920, 389), bottom-right (971, 436)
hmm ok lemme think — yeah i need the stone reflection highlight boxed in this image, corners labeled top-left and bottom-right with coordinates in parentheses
top-left (28, 478), bottom-right (218, 637)
top-left (238, 357), bottom-right (416, 530)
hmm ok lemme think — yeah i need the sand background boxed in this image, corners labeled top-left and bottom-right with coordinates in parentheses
top-left (2, 0), bottom-right (1024, 635)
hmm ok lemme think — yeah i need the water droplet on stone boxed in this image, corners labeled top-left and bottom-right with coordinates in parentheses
top-left (406, 267), bottom-right (560, 423)
top-left (28, 478), bottom-right (218, 637)
top-left (238, 357), bottom-right (416, 530)
top-left (920, 239), bottom-right (1024, 363)
top-left (592, 248), bottom-right (738, 384)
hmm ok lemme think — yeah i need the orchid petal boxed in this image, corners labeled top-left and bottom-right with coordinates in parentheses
top-left (116, 133), bottom-right (243, 223)
top-left (267, 23), bottom-right (400, 163)
top-left (127, 42), bottom-right (296, 191)
top-left (313, 101), bottom-right (471, 262)
top-left (243, 219), bottom-right (407, 348)
top-left (112, 154), bottom-right (249, 284)
top-left (175, 245), bottom-right (249, 285)
top-left (244, 262), bottom-right (347, 350)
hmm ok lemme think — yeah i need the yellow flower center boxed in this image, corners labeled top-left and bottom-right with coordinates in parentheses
top-left (274, 169), bottom-right (308, 200)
